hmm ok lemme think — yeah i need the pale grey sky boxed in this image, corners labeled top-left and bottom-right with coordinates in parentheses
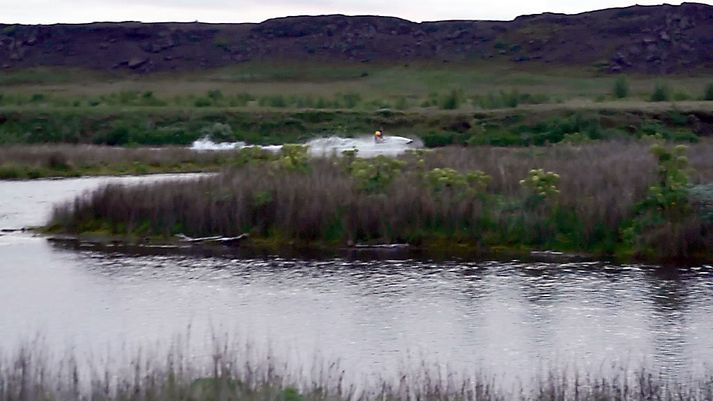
top-left (1, 0), bottom-right (707, 24)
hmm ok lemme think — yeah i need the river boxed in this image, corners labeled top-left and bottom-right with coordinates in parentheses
top-left (1, 174), bottom-right (713, 384)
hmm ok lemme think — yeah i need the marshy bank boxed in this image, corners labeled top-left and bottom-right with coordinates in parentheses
top-left (3, 343), bottom-right (713, 401)
top-left (48, 140), bottom-right (713, 262)
top-left (0, 145), bottom-right (231, 179)
top-left (0, 135), bottom-right (419, 180)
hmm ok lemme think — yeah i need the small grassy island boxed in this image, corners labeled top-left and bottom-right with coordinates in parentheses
top-left (46, 139), bottom-right (713, 263)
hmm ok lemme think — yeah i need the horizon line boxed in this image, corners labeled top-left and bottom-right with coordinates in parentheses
top-left (0, 1), bottom-right (708, 26)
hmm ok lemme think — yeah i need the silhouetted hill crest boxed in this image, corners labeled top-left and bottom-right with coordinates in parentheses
top-left (0, 2), bottom-right (711, 73)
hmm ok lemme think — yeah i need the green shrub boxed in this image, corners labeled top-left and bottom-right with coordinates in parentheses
top-left (349, 156), bottom-right (405, 192)
top-left (259, 95), bottom-right (288, 108)
top-left (207, 89), bottom-right (223, 101)
top-left (0, 163), bottom-right (27, 179)
top-left (520, 169), bottom-right (560, 199)
top-left (650, 83), bottom-right (671, 102)
top-left (277, 144), bottom-right (309, 171)
top-left (559, 132), bottom-right (593, 145)
top-left (200, 122), bottom-right (234, 142)
top-left (705, 83), bottom-right (713, 101)
top-left (439, 89), bottom-right (462, 110)
top-left (476, 90), bottom-right (525, 109)
top-left (338, 92), bottom-right (362, 108)
top-left (228, 93), bottom-right (254, 107)
top-left (672, 91), bottom-right (690, 101)
top-left (467, 129), bottom-right (522, 147)
top-left (613, 76), bottom-right (629, 99)
top-left (425, 168), bottom-right (490, 193)
top-left (279, 387), bottom-right (304, 401)
top-left (314, 97), bottom-right (329, 109)
top-left (667, 110), bottom-right (689, 127)
top-left (421, 131), bottom-right (458, 148)
top-left (194, 97), bottom-right (212, 107)
top-left (622, 144), bottom-right (692, 255)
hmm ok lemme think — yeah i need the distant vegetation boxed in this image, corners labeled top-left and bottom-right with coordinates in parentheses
top-left (0, 62), bottom-right (710, 153)
top-left (49, 139), bottom-right (713, 261)
top-left (0, 145), bottom-right (235, 179)
top-left (0, 106), bottom-right (706, 149)
top-left (0, 63), bottom-right (710, 149)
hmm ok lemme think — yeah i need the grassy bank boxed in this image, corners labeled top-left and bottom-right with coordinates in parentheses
top-left (2, 63), bottom-right (713, 104)
top-left (0, 145), bottom-right (241, 179)
top-left (48, 140), bottom-right (713, 262)
top-left (0, 106), bottom-right (709, 148)
top-left (2, 342), bottom-right (713, 401)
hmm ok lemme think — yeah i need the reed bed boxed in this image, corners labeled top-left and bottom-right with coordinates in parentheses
top-left (1, 342), bottom-right (713, 401)
top-left (49, 140), bottom-right (713, 260)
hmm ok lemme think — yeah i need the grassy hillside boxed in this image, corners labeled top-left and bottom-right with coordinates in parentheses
top-left (0, 63), bottom-right (711, 147)
top-left (2, 62), bottom-right (712, 102)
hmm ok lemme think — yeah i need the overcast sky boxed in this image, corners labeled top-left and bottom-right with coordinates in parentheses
top-left (1, 0), bottom-right (708, 24)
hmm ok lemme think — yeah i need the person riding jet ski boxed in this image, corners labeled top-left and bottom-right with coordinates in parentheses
top-left (374, 129), bottom-right (385, 143)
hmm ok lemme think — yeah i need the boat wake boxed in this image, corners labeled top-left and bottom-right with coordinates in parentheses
top-left (190, 135), bottom-right (420, 157)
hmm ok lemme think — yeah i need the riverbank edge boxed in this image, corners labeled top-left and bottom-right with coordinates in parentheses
top-left (37, 229), bottom-right (712, 266)
top-left (0, 161), bottom-right (225, 180)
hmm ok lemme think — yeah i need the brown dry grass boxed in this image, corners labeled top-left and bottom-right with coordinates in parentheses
top-left (50, 140), bottom-right (713, 259)
top-left (2, 340), bottom-right (713, 401)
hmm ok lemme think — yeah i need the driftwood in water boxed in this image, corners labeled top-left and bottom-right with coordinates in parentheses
top-left (353, 243), bottom-right (410, 249)
top-left (175, 233), bottom-right (249, 246)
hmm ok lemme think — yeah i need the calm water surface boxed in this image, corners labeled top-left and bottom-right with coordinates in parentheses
top-left (1, 175), bottom-right (713, 382)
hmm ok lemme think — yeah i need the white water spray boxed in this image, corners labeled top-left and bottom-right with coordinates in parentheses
top-left (190, 135), bottom-right (420, 157)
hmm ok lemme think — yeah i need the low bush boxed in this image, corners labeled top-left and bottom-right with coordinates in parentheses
top-left (613, 76), bottom-right (629, 99)
top-left (439, 89), bottom-right (463, 110)
top-left (705, 83), bottom-right (713, 101)
top-left (650, 83), bottom-right (671, 102)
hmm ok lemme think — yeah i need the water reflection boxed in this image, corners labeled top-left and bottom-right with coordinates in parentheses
top-left (1, 176), bottom-right (713, 383)
top-left (6, 242), bottom-right (713, 382)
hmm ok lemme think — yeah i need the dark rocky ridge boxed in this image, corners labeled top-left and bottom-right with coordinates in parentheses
top-left (1, 2), bottom-right (712, 74)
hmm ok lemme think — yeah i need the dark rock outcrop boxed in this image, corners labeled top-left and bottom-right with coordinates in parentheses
top-left (0, 2), bottom-right (712, 74)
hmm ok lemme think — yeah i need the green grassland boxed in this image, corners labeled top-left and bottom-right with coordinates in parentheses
top-left (2, 62), bottom-right (710, 100)
top-left (0, 62), bottom-right (710, 149)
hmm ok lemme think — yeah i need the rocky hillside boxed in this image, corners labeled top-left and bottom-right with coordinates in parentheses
top-left (1, 2), bottom-right (712, 74)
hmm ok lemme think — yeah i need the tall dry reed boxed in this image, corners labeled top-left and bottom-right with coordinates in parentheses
top-left (1, 341), bottom-right (713, 401)
top-left (49, 140), bottom-right (713, 259)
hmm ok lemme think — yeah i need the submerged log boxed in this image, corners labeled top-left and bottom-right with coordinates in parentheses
top-left (353, 243), bottom-right (410, 249)
top-left (175, 233), bottom-right (249, 246)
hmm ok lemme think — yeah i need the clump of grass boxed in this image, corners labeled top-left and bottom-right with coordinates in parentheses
top-left (613, 76), bottom-right (629, 99)
top-left (473, 91), bottom-right (549, 110)
top-left (439, 89), bottom-right (463, 110)
top-left (704, 83), bottom-right (713, 101)
top-left (651, 83), bottom-right (671, 102)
